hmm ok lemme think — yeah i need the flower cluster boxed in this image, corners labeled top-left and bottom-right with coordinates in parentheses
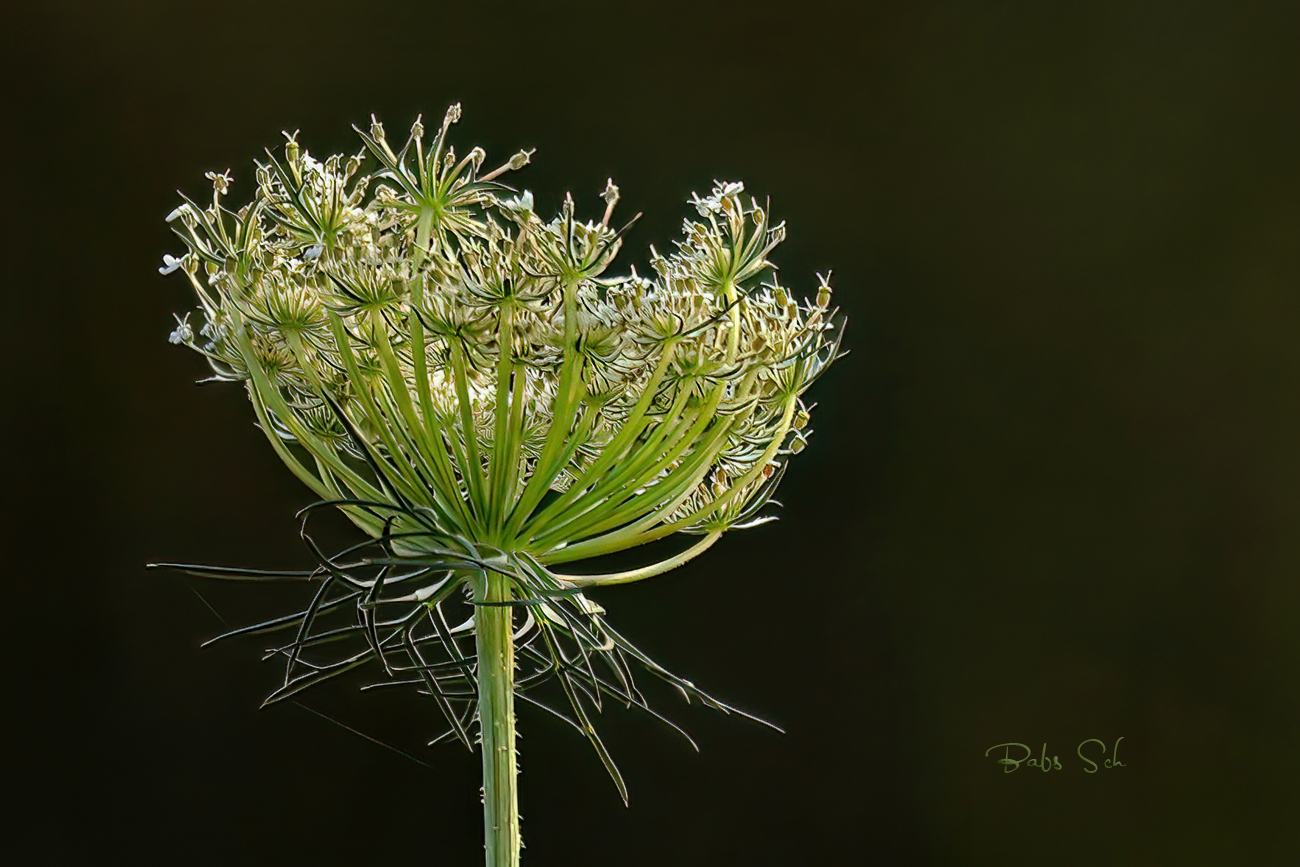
top-left (163, 105), bottom-right (841, 568)
top-left (159, 106), bottom-right (842, 797)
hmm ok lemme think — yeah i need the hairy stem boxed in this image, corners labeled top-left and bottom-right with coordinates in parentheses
top-left (476, 570), bottom-right (520, 866)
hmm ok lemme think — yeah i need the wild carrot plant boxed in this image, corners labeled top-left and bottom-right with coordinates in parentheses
top-left (156, 104), bottom-right (842, 865)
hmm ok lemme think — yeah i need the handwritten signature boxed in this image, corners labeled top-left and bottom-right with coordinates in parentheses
top-left (984, 738), bottom-right (1126, 773)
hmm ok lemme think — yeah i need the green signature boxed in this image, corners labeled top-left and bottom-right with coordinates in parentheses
top-left (984, 738), bottom-right (1126, 773)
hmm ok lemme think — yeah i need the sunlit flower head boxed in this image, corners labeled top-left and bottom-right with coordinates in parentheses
top-left (158, 104), bottom-right (843, 800)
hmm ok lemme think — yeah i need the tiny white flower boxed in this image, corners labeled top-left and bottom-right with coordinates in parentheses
top-left (304, 244), bottom-right (324, 261)
top-left (165, 204), bottom-right (191, 223)
top-left (205, 170), bottom-right (233, 194)
top-left (690, 192), bottom-right (719, 217)
top-left (501, 190), bottom-right (534, 214)
top-left (169, 312), bottom-right (193, 345)
top-left (159, 253), bottom-right (184, 275)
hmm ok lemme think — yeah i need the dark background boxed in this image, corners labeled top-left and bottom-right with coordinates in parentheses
top-left (4, 0), bottom-right (1299, 863)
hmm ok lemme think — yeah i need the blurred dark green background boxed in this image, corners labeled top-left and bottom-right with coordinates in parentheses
top-left (4, 0), bottom-right (1299, 863)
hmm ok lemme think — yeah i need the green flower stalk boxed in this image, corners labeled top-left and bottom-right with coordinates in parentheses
top-left (156, 104), bottom-right (842, 865)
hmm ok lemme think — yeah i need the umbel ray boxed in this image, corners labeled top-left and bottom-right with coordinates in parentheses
top-left (151, 103), bottom-right (843, 864)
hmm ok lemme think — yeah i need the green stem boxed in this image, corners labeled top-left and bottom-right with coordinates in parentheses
top-left (452, 340), bottom-right (489, 523)
top-left (500, 278), bottom-right (582, 538)
top-left (489, 302), bottom-right (517, 537)
top-left (476, 570), bottom-right (520, 867)
top-left (518, 340), bottom-right (678, 538)
top-left (554, 530), bottom-right (722, 587)
top-left (544, 395), bottom-right (798, 563)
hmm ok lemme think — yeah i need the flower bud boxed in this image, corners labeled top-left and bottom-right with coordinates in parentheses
top-left (283, 131), bottom-right (300, 164)
top-left (370, 114), bottom-right (386, 141)
top-left (601, 178), bottom-right (620, 207)
top-left (815, 272), bottom-right (833, 308)
top-left (410, 114), bottom-right (425, 139)
top-left (508, 148), bottom-right (534, 170)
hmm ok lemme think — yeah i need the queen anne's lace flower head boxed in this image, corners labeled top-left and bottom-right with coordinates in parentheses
top-left (158, 106), bottom-right (843, 806)
top-left (164, 107), bottom-right (841, 563)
